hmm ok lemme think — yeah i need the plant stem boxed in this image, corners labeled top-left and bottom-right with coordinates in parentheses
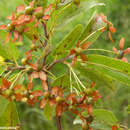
top-left (67, 63), bottom-right (86, 89)
top-left (56, 116), bottom-right (62, 130)
top-left (42, 21), bottom-right (49, 48)
top-left (47, 55), bottom-right (74, 70)
top-left (42, 21), bottom-right (49, 66)
top-left (9, 70), bottom-right (26, 90)
top-left (87, 48), bottom-right (116, 54)
top-left (7, 66), bottom-right (26, 71)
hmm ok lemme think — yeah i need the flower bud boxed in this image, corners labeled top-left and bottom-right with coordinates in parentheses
top-left (21, 58), bottom-right (28, 66)
top-left (25, 6), bottom-right (34, 15)
top-left (7, 24), bottom-right (15, 32)
top-left (29, 95), bottom-right (34, 100)
top-left (21, 97), bottom-right (28, 103)
top-left (56, 96), bottom-right (63, 104)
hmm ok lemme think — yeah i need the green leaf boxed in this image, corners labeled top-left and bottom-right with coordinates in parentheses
top-left (91, 122), bottom-right (111, 130)
top-left (87, 54), bottom-right (130, 75)
top-left (0, 95), bottom-right (9, 117)
top-left (43, 100), bottom-right (52, 120)
top-left (86, 63), bottom-right (130, 86)
top-left (7, 43), bottom-right (19, 61)
top-left (79, 13), bottom-right (106, 46)
top-left (0, 44), bottom-right (11, 60)
top-left (75, 62), bottom-right (116, 89)
top-left (51, 74), bottom-right (70, 88)
top-left (0, 100), bottom-right (20, 127)
top-left (93, 109), bottom-right (118, 125)
top-left (79, 11), bottom-right (105, 42)
top-left (53, 24), bottom-right (83, 59)
top-left (51, 0), bottom-right (105, 28)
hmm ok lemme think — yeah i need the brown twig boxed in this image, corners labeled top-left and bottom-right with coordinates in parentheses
top-left (41, 21), bottom-right (49, 66)
top-left (42, 21), bottom-right (49, 48)
top-left (47, 55), bottom-right (74, 70)
top-left (7, 66), bottom-right (26, 71)
top-left (56, 116), bottom-right (62, 130)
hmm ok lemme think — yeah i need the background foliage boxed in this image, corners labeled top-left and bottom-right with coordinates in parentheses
top-left (0, 0), bottom-right (129, 130)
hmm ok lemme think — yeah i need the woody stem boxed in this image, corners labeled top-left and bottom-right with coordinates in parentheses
top-left (42, 21), bottom-right (49, 48)
top-left (42, 21), bottom-right (49, 66)
top-left (56, 116), bottom-right (62, 130)
top-left (47, 55), bottom-right (74, 70)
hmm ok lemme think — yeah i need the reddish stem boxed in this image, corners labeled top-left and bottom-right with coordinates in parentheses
top-left (56, 116), bottom-right (62, 130)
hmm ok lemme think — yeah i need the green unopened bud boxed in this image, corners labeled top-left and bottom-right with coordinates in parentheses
top-left (21, 97), bottom-right (28, 103)
top-left (7, 24), bottom-right (15, 31)
top-left (29, 95), bottom-right (34, 100)
top-left (56, 96), bottom-right (63, 103)
top-left (25, 6), bottom-right (34, 15)
top-left (21, 58), bottom-right (28, 66)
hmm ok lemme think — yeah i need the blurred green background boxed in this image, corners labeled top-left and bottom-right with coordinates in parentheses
top-left (0, 0), bottom-right (130, 130)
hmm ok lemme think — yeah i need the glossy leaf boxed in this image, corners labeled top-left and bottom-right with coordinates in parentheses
top-left (93, 109), bottom-right (118, 125)
top-left (7, 43), bottom-right (19, 61)
top-left (87, 54), bottom-right (130, 75)
top-left (0, 44), bottom-right (11, 60)
top-left (79, 12), bottom-right (106, 46)
top-left (51, 0), bottom-right (105, 28)
top-left (0, 95), bottom-right (9, 117)
top-left (79, 12), bottom-right (104, 41)
top-left (86, 63), bottom-right (130, 86)
top-left (75, 62), bottom-right (116, 89)
top-left (43, 100), bottom-right (52, 120)
top-left (0, 101), bottom-right (20, 127)
top-left (51, 74), bottom-right (70, 88)
top-left (91, 122), bottom-right (111, 130)
top-left (53, 24), bottom-right (83, 59)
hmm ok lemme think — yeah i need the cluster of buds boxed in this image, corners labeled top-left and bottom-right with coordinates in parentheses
top-left (0, 1), bottom-right (53, 43)
top-left (113, 37), bottom-right (130, 62)
top-left (100, 14), bottom-right (130, 62)
top-left (0, 77), bottom-right (101, 130)
top-left (100, 13), bottom-right (116, 43)
top-left (70, 41), bottom-right (90, 66)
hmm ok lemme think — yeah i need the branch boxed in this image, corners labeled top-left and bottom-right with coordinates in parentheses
top-left (42, 21), bottom-right (49, 66)
top-left (7, 66), bottom-right (26, 71)
top-left (47, 55), bottom-right (74, 70)
top-left (42, 21), bottom-right (49, 48)
top-left (56, 116), bottom-right (62, 130)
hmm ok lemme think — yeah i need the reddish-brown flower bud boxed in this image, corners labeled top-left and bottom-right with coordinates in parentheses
top-left (119, 37), bottom-right (125, 50)
top-left (113, 47), bottom-right (118, 54)
top-left (109, 26), bottom-right (116, 33)
top-left (108, 31), bottom-right (114, 42)
top-left (124, 48), bottom-right (130, 55)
